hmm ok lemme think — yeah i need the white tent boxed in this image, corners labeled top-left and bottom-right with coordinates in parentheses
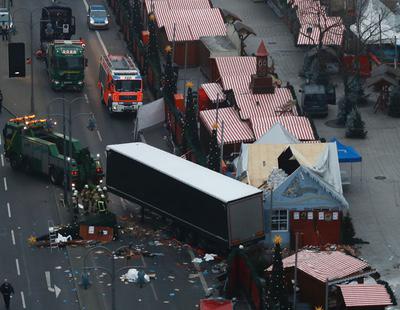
top-left (234, 123), bottom-right (300, 177)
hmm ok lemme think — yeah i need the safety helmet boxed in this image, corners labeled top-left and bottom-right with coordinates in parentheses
top-left (101, 194), bottom-right (105, 199)
top-left (98, 188), bottom-right (102, 192)
top-left (84, 184), bottom-right (89, 189)
top-left (103, 186), bottom-right (107, 191)
top-left (74, 190), bottom-right (78, 195)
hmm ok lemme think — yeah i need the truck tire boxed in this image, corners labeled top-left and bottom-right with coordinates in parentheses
top-left (49, 167), bottom-right (62, 185)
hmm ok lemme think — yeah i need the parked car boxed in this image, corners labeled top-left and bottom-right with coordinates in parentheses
top-left (0, 8), bottom-right (14, 31)
top-left (87, 4), bottom-right (109, 30)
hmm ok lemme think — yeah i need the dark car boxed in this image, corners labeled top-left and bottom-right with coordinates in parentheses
top-left (87, 4), bottom-right (109, 30)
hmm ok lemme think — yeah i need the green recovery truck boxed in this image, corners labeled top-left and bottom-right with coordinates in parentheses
top-left (45, 40), bottom-right (87, 91)
top-left (2, 115), bottom-right (103, 187)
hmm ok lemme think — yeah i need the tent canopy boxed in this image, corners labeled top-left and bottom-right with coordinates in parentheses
top-left (331, 138), bottom-right (362, 163)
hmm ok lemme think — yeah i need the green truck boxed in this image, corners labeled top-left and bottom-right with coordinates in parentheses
top-left (3, 115), bottom-right (103, 187)
top-left (45, 40), bottom-right (87, 91)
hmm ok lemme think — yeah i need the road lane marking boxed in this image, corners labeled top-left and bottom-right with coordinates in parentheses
top-left (7, 202), bottom-right (11, 218)
top-left (140, 255), bottom-right (159, 301)
top-left (1, 154), bottom-right (4, 167)
top-left (0, 135), bottom-right (2, 145)
top-left (16, 258), bottom-right (20, 276)
top-left (11, 229), bottom-right (15, 245)
top-left (20, 291), bottom-right (26, 309)
top-left (82, 0), bottom-right (89, 10)
top-left (96, 130), bottom-right (103, 142)
top-left (187, 247), bottom-right (209, 295)
top-left (104, 151), bottom-right (107, 157)
top-left (84, 93), bottom-right (89, 103)
top-left (3, 177), bottom-right (7, 191)
top-left (95, 31), bottom-right (108, 55)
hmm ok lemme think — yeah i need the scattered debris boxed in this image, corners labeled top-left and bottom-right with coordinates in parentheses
top-left (120, 269), bottom-right (150, 283)
top-left (192, 258), bottom-right (203, 264)
top-left (204, 254), bottom-right (217, 262)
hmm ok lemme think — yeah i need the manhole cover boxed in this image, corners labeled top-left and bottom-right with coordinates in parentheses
top-left (374, 176), bottom-right (386, 180)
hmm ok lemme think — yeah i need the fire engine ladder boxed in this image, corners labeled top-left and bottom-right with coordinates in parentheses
top-left (48, 220), bottom-right (59, 251)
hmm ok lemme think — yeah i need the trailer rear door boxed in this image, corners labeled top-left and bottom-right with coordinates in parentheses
top-left (227, 193), bottom-right (264, 247)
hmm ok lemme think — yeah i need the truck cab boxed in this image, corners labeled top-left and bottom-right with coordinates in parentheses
top-left (300, 84), bottom-right (333, 117)
top-left (46, 40), bottom-right (87, 91)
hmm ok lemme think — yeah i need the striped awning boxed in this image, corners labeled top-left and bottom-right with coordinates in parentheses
top-left (273, 250), bottom-right (369, 283)
top-left (215, 57), bottom-right (256, 77)
top-left (201, 83), bottom-right (225, 103)
top-left (149, 5), bottom-right (226, 41)
top-left (250, 116), bottom-right (315, 141)
top-left (338, 284), bottom-right (393, 307)
top-left (234, 88), bottom-right (297, 119)
top-left (289, 0), bottom-right (344, 46)
top-left (199, 107), bottom-right (255, 145)
top-left (145, 0), bottom-right (211, 13)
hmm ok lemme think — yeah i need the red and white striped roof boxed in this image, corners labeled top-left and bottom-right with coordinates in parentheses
top-left (275, 250), bottom-right (369, 282)
top-left (199, 107), bottom-right (255, 145)
top-left (338, 284), bottom-right (392, 307)
top-left (234, 88), bottom-right (297, 119)
top-left (201, 83), bottom-right (225, 103)
top-left (250, 116), bottom-right (315, 141)
top-left (145, 0), bottom-right (226, 42)
top-left (215, 57), bottom-right (256, 77)
top-left (289, 0), bottom-right (344, 46)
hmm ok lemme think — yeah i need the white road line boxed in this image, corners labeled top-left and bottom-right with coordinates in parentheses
top-left (95, 31), bottom-right (108, 55)
top-left (11, 229), bottom-right (15, 245)
top-left (0, 135), bottom-right (2, 145)
top-left (7, 202), bottom-right (11, 218)
top-left (82, 0), bottom-right (89, 10)
top-left (20, 291), bottom-right (26, 309)
top-left (187, 248), bottom-right (209, 294)
top-left (104, 151), bottom-right (107, 158)
top-left (96, 130), bottom-right (103, 142)
top-left (140, 255), bottom-right (159, 301)
top-left (84, 93), bottom-right (89, 103)
top-left (1, 154), bottom-right (4, 167)
top-left (16, 258), bottom-right (20, 276)
top-left (3, 177), bottom-right (7, 191)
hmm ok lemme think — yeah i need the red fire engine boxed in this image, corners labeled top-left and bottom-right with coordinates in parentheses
top-left (98, 54), bottom-right (143, 114)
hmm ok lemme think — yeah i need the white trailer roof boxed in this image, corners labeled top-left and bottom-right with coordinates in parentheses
top-left (106, 143), bottom-right (262, 203)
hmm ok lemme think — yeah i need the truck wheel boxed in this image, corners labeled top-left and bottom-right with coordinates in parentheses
top-left (49, 168), bottom-right (61, 185)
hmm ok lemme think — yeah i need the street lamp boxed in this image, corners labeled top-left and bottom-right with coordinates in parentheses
top-left (233, 21), bottom-right (256, 56)
top-left (82, 245), bottom-right (145, 310)
top-left (11, 7), bottom-right (51, 114)
top-left (46, 97), bottom-right (93, 209)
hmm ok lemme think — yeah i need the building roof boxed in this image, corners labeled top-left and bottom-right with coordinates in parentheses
top-left (200, 36), bottom-right (239, 57)
top-left (290, 0), bottom-right (344, 46)
top-left (256, 122), bottom-right (300, 144)
top-left (338, 284), bottom-right (393, 307)
top-left (199, 107), bottom-right (255, 145)
top-left (145, 0), bottom-right (226, 42)
top-left (272, 250), bottom-right (369, 282)
top-left (215, 56), bottom-right (256, 77)
top-left (201, 83), bottom-right (226, 103)
top-left (250, 116), bottom-right (315, 141)
top-left (256, 40), bottom-right (269, 57)
top-left (106, 143), bottom-right (262, 203)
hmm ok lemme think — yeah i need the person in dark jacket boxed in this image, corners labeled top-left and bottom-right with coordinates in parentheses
top-left (0, 279), bottom-right (15, 309)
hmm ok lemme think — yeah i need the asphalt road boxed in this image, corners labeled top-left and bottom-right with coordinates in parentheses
top-left (0, 0), bottom-right (215, 309)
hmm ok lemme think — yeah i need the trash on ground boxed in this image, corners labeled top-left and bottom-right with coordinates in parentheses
top-left (120, 268), bottom-right (150, 283)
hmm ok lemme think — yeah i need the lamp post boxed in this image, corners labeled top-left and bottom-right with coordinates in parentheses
top-left (82, 245), bottom-right (145, 310)
top-left (46, 97), bottom-right (90, 208)
top-left (12, 7), bottom-right (50, 114)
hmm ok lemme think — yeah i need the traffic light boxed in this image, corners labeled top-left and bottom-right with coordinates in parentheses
top-left (8, 43), bottom-right (26, 78)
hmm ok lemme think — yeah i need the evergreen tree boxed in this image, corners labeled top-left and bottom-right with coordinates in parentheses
top-left (341, 212), bottom-right (356, 245)
top-left (346, 107), bottom-right (367, 139)
top-left (207, 126), bottom-right (221, 172)
top-left (162, 46), bottom-right (178, 101)
top-left (266, 235), bottom-right (290, 310)
top-left (132, 0), bottom-right (143, 40)
top-left (388, 86), bottom-right (400, 117)
top-left (183, 82), bottom-right (200, 149)
top-left (147, 13), bottom-right (159, 61)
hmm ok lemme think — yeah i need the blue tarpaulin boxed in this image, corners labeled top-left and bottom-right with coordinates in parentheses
top-left (331, 138), bottom-right (362, 163)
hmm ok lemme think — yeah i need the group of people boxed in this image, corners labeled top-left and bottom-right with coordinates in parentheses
top-left (72, 184), bottom-right (110, 219)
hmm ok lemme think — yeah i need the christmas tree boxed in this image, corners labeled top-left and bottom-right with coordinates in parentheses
top-left (207, 125), bottom-right (221, 172)
top-left (388, 86), bottom-right (400, 117)
top-left (132, 0), bottom-right (143, 41)
top-left (162, 45), bottom-right (178, 101)
top-left (341, 212), bottom-right (356, 245)
top-left (345, 107), bottom-right (367, 139)
top-left (266, 235), bottom-right (290, 310)
top-left (147, 13), bottom-right (159, 61)
top-left (183, 82), bottom-right (200, 149)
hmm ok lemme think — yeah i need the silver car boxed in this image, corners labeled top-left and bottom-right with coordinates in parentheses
top-left (0, 8), bottom-right (14, 31)
top-left (87, 4), bottom-right (109, 30)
